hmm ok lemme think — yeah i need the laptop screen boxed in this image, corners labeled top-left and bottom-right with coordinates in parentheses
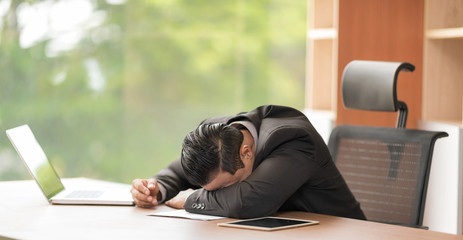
top-left (6, 125), bottom-right (65, 200)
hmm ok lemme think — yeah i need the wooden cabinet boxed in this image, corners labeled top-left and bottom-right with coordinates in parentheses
top-left (423, 0), bottom-right (463, 125)
top-left (420, 0), bottom-right (463, 235)
top-left (306, 0), bottom-right (463, 235)
top-left (304, 0), bottom-right (338, 142)
top-left (306, 0), bottom-right (338, 112)
top-left (336, 0), bottom-right (424, 129)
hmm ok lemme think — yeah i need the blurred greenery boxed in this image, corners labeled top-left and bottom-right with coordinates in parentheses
top-left (0, 0), bottom-right (306, 184)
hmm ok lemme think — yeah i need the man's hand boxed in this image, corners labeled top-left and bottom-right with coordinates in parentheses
top-left (165, 188), bottom-right (195, 209)
top-left (131, 178), bottom-right (160, 208)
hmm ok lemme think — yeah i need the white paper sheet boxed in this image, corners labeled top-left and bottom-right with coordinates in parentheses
top-left (148, 209), bottom-right (225, 221)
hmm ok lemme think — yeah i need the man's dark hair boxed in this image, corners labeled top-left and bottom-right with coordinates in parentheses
top-left (181, 123), bottom-right (245, 186)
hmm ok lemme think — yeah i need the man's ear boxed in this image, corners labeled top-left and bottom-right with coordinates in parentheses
top-left (240, 145), bottom-right (252, 159)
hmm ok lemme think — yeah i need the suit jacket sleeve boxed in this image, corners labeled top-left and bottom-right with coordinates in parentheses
top-left (154, 158), bottom-right (197, 202)
top-left (184, 128), bottom-right (318, 218)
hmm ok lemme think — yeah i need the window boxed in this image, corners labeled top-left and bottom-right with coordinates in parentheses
top-left (0, 0), bottom-right (306, 183)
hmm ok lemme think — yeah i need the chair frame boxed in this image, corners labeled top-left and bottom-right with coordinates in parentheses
top-left (329, 60), bottom-right (448, 227)
top-left (328, 125), bottom-right (448, 227)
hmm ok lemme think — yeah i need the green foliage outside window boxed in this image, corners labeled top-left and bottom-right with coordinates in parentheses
top-left (0, 0), bottom-right (306, 183)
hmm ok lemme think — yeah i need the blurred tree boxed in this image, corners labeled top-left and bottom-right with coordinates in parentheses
top-left (0, 0), bottom-right (306, 183)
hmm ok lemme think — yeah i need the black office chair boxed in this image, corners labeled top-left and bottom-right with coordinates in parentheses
top-left (328, 60), bottom-right (448, 228)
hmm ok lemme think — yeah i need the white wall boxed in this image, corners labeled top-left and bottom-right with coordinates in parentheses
top-left (302, 109), bottom-right (335, 144)
top-left (419, 121), bottom-right (463, 235)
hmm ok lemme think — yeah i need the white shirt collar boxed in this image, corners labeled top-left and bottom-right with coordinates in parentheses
top-left (230, 120), bottom-right (258, 152)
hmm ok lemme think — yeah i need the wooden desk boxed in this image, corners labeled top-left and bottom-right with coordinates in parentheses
top-left (1, 178), bottom-right (462, 240)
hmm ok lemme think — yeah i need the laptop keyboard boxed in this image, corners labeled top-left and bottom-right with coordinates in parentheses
top-left (66, 190), bottom-right (104, 199)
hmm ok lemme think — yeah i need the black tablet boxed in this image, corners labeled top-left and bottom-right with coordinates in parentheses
top-left (217, 217), bottom-right (319, 231)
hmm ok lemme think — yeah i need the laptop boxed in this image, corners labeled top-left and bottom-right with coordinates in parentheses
top-left (6, 124), bottom-right (134, 206)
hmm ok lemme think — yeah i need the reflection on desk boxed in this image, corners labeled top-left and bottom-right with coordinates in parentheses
top-left (1, 178), bottom-right (462, 240)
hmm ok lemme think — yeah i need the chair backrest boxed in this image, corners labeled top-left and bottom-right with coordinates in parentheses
top-left (328, 60), bottom-right (448, 227)
top-left (342, 60), bottom-right (414, 128)
top-left (328, 125), bottom-right (447, 227)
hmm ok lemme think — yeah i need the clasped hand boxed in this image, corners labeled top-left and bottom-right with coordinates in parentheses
top-left (131, 178), bottom-right (160, 208)
top-left (131, 178), bottom-right (195, 209)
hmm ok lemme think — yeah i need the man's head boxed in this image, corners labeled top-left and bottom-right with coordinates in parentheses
top-left (181, 123), bottom-right (254, 190)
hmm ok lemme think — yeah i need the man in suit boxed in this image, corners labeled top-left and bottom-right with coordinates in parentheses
top-left (131, 105), bottom-right (366, 220)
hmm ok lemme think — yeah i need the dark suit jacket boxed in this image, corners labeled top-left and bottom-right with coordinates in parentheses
top-left (155, 105), bottom-right (366, 220)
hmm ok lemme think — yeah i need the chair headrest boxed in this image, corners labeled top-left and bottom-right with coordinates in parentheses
top-left (341, 60), bottom-right (415, 112)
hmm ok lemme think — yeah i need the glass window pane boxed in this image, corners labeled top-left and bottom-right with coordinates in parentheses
top-left (0, 0), bottom-right (306, 183)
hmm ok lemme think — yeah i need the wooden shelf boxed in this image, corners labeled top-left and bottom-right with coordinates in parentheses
top-left (306, 0), bottom-right (338, 112)
top-left (425, 0), bottom-right (463, 29)
top-left (426, 27), bottom-right (463, 39)
top-left (312, 0), bottom-right (335, 28)
top-left (307, 39), bottom-right (336, 110)
top-left (308, 28), bottom-right (337, 40)
top-left (422, 0), bottom-right (463, 125)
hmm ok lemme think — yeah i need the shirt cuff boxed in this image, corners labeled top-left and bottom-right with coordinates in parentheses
top-left (157, 182), bottom-right (167, 203)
